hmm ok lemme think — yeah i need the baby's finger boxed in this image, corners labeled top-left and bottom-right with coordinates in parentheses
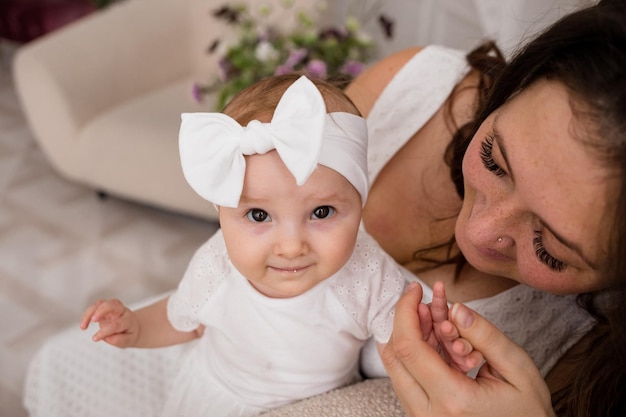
top-left (101, 332), bottom-right (134, 348)
top-left (417, 303), bottom-right (432, 341)
top-left (79, 300), bottom-right (105, 330)
top-left (450, 303), bottom-right (542, 387)
top-left (439, 319), bottom-right (460, 340)
top-left (439, 325), bottom-right (481, 373)
top-left (92, 326), bottom-right (121, 342)
top-left (462, 350), bottom-right (485, 370)
top-left (92, 322), bottom-right (134, 348)
top-left (92, 317), bottom-right (130, 342)
top-left (91, 299), bottom-right (126, 322)
top-left (451, 337), bottom-right (473, 356)
top-left (430, 281), bottom-right (449, 323)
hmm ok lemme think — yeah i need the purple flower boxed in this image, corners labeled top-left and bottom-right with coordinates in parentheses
top-left (218, 57), bottom-right (234, 82)
top-left (340, 60), bottom-right (365, 77)
top-left (285, 48), bottom-right (308, 67)
top-left (306, 59), bottom-right (327, 79)
top-left (191, 83), bottom-right (203, 103)
top-left (274, 64), bottom-right (294, 76)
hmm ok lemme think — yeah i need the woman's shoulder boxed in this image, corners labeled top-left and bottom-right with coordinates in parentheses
top-left (346, 46), bottom-right (425, 117)
top-left (346, 45), bottom-right (470, 118)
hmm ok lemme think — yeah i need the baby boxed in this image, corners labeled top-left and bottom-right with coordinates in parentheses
top-left (81, 74), bottom-right (414, 416)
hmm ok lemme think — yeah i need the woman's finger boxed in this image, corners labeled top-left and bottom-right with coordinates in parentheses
top-left (382, 282), bottom-right (430, 414)
top-left (385, 283), bottom-right (426, 370)
top-left (381, 341), bottom-right (427, 416)
top-left (449, 303), bottom-right (545, 388)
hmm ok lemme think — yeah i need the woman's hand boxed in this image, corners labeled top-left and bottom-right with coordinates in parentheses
top-left (382, 282), bottom-right (556, 417)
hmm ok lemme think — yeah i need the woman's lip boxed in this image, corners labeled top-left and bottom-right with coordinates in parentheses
top-left (477, 246), bottom-right (513, 261)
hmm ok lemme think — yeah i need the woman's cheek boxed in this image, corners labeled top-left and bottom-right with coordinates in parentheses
top-left (462, 138), bottom-right (488, 191)
top-left (515, 256), bottom-right (570, 294)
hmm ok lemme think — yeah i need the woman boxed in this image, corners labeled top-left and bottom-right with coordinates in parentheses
top-left (352, 0), bottom-right (626, 416)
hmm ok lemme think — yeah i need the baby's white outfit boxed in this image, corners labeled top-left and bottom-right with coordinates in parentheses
top-left (23, 45), bottom-right (594, 417)
top-left (161, 228), bottom-right (409, 417)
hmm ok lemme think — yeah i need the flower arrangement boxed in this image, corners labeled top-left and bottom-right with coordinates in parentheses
top-left (193, 2), bottom-right (390, 110)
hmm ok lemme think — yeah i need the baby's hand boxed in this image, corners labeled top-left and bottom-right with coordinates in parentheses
top-left (79, 299), bottom-right (140, 348)
top-left (420, 282), bottom-right (484, 373)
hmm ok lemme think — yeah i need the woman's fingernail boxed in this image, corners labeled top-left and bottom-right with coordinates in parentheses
top-left (451, 303), bottom-right (474, 329)
top-left (405, 281), bottom-right (418, 293)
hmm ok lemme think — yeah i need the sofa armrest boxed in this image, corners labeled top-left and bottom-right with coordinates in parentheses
top-left (11, 0), bottom-right (210, 177)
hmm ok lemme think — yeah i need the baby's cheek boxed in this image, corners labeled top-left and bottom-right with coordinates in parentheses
top-left (330, 238), bottom-right (358, 273)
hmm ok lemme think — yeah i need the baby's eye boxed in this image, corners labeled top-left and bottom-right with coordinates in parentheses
top-left (311, 206), bottom-right (335, 220)
top-left (246, 209), bottom-right (270, 223)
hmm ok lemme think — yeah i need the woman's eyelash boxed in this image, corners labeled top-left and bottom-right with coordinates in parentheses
top-left (533, 231), bottom-right (566, 272)
top-left (479, 135), bottom-right (507, 177)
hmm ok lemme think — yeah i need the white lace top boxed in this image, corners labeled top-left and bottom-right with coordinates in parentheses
top-left (160, 228), bottom-right (409, 416)
top-left (367, 46), bottom-right (469, 182)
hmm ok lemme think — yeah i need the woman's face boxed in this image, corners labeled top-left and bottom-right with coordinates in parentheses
top-left (456, 80), bottom-right (613, 295)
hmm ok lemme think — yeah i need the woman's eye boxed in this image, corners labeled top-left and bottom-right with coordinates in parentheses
top-left (480, 135), bottom-right (507, 177)
top-left (246, 209), bottom-right (270, 223)
top-left (533, 231), bottom-right (566, 272)
top-left (311, 206), bottom-right (335, 220)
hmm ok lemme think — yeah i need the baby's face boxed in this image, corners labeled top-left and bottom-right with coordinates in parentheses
top-left (219, 150), bottom-right (362, 298)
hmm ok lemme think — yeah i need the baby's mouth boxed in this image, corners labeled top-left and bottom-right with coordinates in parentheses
top-left (270, 265), bottom-right (310, 273)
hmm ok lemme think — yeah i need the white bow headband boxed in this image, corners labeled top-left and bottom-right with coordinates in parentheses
top-left (179, 76), bottom-right (369, 208)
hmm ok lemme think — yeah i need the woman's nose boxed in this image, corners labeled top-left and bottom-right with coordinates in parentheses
top-left (476, 194), bottom-right (524, 244)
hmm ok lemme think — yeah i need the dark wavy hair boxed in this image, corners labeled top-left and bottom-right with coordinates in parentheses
top-left (440, 1), bottom-right (626, 415)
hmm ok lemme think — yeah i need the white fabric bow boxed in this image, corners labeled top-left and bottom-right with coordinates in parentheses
top-left (179, 76), bottom-right (326, 207)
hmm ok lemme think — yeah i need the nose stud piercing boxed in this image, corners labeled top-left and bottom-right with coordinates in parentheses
top-left (497, 237), bottom-right (503, 243)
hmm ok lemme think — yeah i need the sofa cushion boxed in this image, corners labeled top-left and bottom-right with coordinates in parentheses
top-left (76, 78), bottom-right (217, 220)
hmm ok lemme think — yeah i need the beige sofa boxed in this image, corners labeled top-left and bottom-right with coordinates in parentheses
top-left (13, 0), bottom-right (329, 221)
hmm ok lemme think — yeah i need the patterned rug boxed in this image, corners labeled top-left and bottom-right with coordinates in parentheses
top-left (0, 42), bottom-right (218, 417)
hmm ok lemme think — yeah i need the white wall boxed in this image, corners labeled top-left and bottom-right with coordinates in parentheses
top-left (335, 0), bottom-right (595, 58)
